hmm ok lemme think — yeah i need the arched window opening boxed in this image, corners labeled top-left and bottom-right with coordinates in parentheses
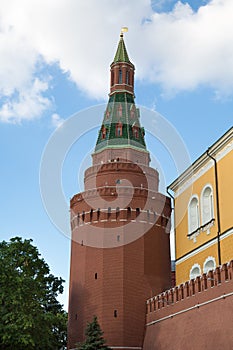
top-left (130, 104), bottom-right (135, 119)
top-left (188, 197), bottom-right (199, 234)
top-left (118, 69), bottom-right (122, 84)
top-left (101, 125), bottom-right (107, 139)
top-left (201, 186), bottom-right (214, 225)
top-left (126, 70), bottom-right (129, 84)
top-left (116, 122), bottom-right (123, 137)
top-left (132, 126), bottom-right (139, 138)
top-left (117, 103), bottom-right (122, 117)
top-left (190, 264), bottom-right (201, 280)
top-left (111, 71), bottom-right (114, 86)
top-left (203, 257), bottom-right (216, 274)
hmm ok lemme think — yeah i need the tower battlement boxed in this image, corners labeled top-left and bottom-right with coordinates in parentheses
top-left (146, 260), bottom-right (233, 317)
top-left (70, 206), bottom-right (171, 230)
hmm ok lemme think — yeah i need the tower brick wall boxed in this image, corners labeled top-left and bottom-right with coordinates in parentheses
top-left (68, 170), bottom-right (171, 348)
top-left (67, 32), bottom-right (172, 350)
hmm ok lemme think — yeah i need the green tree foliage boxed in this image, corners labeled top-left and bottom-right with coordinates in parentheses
top-left (76, 316), bottom-right (111, 350)
top-left (0, 237), bottom-right (67, 349)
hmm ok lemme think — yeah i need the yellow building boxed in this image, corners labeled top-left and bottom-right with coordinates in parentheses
top-left (168, 127), bottom-right (233, 284)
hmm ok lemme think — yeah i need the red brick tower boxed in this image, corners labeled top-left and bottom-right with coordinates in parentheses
top-left (68, 31), bottom-right (172, 350)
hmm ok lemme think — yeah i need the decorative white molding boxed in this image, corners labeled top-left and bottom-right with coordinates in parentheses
top-left (200, 184), bottom-right (214, 228)
top-left (188, 218), bottom-right (215, 243)
top-left (189, 263), bottom-right (201, 280)
top-left (203, 256), bottom-right (216, 273)
top-left (176, 227), bottom-right (233, 265)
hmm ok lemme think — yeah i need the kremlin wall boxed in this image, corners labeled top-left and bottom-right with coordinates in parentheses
top-left (144, 261), bottom-right (233, 349)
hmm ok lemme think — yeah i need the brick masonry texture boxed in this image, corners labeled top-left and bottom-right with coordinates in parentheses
top-left (144, 261), bottom-right (233, 350)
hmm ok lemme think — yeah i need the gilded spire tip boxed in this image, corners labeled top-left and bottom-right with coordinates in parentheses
top-left (120, 27), bottom-right (128, 37)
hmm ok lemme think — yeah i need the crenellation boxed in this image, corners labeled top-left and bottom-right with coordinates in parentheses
top-left (202, 273), bottom-right (207, 290)
top-left (146, 260), bottom-right (233, 315)
top-left (195, 275), bottom-right (201, 292)
top-left (184, 281), bottom-right (190, 296)
top-left (70, 206), bottom-right (171, 229)
top-left (227, 260), bottom-right (233, 279)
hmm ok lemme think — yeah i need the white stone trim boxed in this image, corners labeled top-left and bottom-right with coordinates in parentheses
top-left (176, 227), bottom-right (233, 265)
top-left (189, 263), bottom-right (201, 280)
top-left (203, 256), bottom-right (216, 273)
top-left (188, 195), bottom-right (200, 237)
top-left (200, 183), bottom-right (214, 228)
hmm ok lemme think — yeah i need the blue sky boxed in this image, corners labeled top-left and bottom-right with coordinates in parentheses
top-left (1, 0), bottom-right (233, 309)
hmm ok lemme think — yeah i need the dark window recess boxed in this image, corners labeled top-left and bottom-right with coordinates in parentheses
top-left (114, 310), bottom-right (118, 318)
top-left (75, 314), bottom-right (78, 320)
top-left (126, 70), bottom-right (129, 84)
top-left (117, 235), bottom-right (120, 242)
top-left (119, 69), bottom-right (122, 84)
top-left (95, 273), bottom-right (98, 280)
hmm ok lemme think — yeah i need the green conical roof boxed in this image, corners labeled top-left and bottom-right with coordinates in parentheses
top-left (95, 92), bottom-right (147, 153)
top-left (113, 34), bottom-right (131, 63)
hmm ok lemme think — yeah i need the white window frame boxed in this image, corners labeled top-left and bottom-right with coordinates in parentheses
top-left (201, 184), bottom-right (214, 226)
top-left (189, 263), bottom-right (201, 280)
top-left (188, 195), bottom-right (200, 235)
top-left (203, 256), bottom-right (216, 274)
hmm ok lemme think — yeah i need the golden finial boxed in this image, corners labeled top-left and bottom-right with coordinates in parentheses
top-left (120, 27), bottom-right (128, 37)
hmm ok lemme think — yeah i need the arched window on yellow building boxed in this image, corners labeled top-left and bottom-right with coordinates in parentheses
top-left (188, 196), bottom-right (200, 234)
top-left (190, 263), bottom-right (201, 280)
top-left (203, 256), bottom-right (216, 274)
top-left (201, 185), bottom-right (214, 225)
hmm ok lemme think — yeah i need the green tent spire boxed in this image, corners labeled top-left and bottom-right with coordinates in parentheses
top-left (94, 30), bottom-right (147, 154)
top-left (113, 33), bottom-right (131, 63)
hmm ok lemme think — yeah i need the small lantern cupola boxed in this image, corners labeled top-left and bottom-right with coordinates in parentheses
top-left (110, 28), bottom-right (135, 96)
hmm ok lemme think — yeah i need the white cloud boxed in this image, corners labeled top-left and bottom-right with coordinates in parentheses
top-left (0, 0), bottom-right (233, 124)
top-left (51, 113), bottom-right (64, 129)
top-left (137, 0), bottom-right (233, 96)
top-left (0, 78), bottom-right (51, 123)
